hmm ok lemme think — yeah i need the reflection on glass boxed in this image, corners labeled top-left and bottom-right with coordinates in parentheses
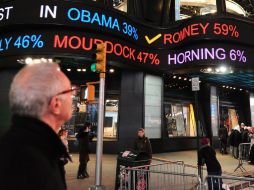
top-left (165, 103), bottom-right (196, 137)
top-left (226, 0), bottom-right (251, 17)
top-left (61, 85), bottom-right (118, 140)
top-left (176, 0), bottom-right (217, 20)
top-left (104, 99), bottom-right (118, 139)
top-left (113, 0), bottom-right (127, 12)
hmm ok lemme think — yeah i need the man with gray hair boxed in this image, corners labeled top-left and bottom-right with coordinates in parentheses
top-left (0, 62), bottom-right (74, 190)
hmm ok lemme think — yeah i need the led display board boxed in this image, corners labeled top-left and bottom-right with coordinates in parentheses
top-left (0, 0), bottom-right (254, 72)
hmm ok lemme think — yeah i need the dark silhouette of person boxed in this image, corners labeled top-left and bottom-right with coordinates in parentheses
top-left (229, 125), bottom-right (242, 158)
top-left (218, 125), bottom-right (228, 154)
top-left (76, 122), bottom-right (91, 179)
top-left (198, 137), bottom-right (222, 190)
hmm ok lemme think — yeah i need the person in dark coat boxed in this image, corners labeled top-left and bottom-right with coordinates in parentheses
top-left (134, 128), bottom-right (152, 160)
top-left (76, 122), bottom-right (91, 179)
top-left (218, 124), bottom-right (228, 154)
top-left (0, 62), bottom-right (73, 190)
top-left (198, 137), bottom-right (222, 190)
top-left (241, 127), bottom-right (250, 143)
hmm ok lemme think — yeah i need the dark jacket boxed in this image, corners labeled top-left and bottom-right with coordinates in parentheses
top-left (198, 145), bottom-right (222, 173)
top-left (0, 115), bottom-right (70, 190)
top-left (76, 131), bottom-right (90, 162)
top-left (134, 136), bottom-right (152, 159)
top-left (218, 125), bottom-right (228, 143)
top-left (229, 129), bottom-right (241, 147)
top-left (241, 129), bottom-right (250, 143)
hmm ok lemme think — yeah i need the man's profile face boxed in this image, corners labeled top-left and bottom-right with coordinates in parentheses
top-left (54, 71), bottom-right (73, 125)
top-left (138, 130), bottom-right (144, 138)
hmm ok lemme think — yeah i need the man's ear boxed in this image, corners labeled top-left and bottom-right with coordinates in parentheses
top-left (49, 96), bottom-right (62, 115)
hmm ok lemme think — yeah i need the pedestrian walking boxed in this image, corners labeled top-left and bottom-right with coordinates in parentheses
top-left (0, 62), bottom-right (73, 190)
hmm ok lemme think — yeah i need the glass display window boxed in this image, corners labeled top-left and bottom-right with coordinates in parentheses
top-left (164, 102), bottom-right (196, 137)
top-left (226, 0), bottom-right (252, 17)
top-left (113, 0), bottom-right (127, 12)
top-left (62, 84), bottom-right (119, 140)
top-left (176, 0), bottom-right (217, 20)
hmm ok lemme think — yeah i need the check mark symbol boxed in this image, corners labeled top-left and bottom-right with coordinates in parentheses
top-left (145, 34), bottom-right (162, 44)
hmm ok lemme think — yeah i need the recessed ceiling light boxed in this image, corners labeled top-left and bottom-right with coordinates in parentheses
top-left (109, 68), bottom-right (115, 73)
top-left (207, 67), bottom-right (212, 72)
top-left (25, 57), bottom-right (33, 64)
top-left (219, 66), bottom-right (227, 73)
top-left (77, 69), bottom-right (81, 72)
top-left (67, 68), bottom-right (71, 72)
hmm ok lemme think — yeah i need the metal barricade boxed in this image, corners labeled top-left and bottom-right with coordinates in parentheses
top-left (234, 143), bottom-right (251, 172)
top-left (148, 161), bottom-right (185, 174)
top-left (120, 166), bottom-right (201, 190)
top-left (204, 175), bottom-right (254, 190)
top-left (152, 157), bottom-right (207, 180)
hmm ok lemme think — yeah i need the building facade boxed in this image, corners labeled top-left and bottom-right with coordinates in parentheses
top-left (0, 0), bottom-right (254, 153)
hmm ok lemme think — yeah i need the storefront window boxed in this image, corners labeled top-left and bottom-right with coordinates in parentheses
top-left (62, 85), bottom-right (118, 140)
top-left (220, 106), bottom-right (239, 132)
top-left (176, 0), bottom-right (217, 21)
top-left (226, 0), bottom-right (251, 17)
top-left (104, 99), bottom-right (119, 139)
top-left (165, 103), bottom-right (197, 137)
top-left (113, 0), bottom-right (127, 12)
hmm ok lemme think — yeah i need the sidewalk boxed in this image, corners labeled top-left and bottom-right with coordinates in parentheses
top-left (66, 150), bottom-right (254, 190)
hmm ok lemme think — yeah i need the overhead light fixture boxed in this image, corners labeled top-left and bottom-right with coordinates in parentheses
top-left (207, 67), bottom-right (212, 72)
top-left (77, 69), bottom-right (81, 72)
top-left (222, 85), bottom-right (225, 88)
top-left (82, 69), bottom-right (86, 72)
top-left (240, 89), bottom-right (243, 91)
top-left (201, 66), bottom-right (233, 74)
top-left (25, 57), bottom-right (33, 64)
top-left (173, 76), bottom-right (177, 79)
top-left (215, 68), bottom-right (220, 73)
top-left (109, 68), bottom-right (115, 73)
top-left (184, 78), bottom-right (187, 81)
top-left (33, 59), bottom-right (41, 64)
top-left (219, 66), bottom-right (227, 73)
top-left (41, 58), bottom-right (47, 63)
top-left (67, 68), bottom-right (71, 72)
top-left (178, 77), bottom-right (182, 80)
top-left (20, 57), bottom-right (55, 65)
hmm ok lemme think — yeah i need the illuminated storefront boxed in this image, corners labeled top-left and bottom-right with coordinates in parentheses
top-left (0, 0), bottom-right (254, 153)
